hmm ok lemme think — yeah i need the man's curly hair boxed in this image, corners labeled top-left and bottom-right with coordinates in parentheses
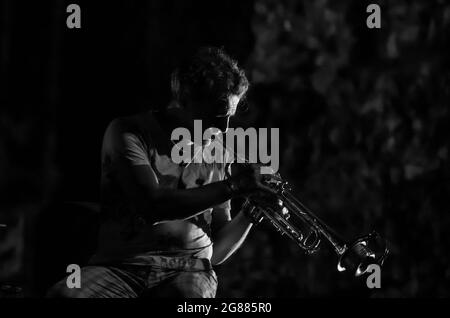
top-left (171, 47), bottom-right (249, 110)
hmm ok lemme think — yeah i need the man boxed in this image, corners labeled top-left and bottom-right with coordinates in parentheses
top-left (47, 47), bottom-right (276, 298)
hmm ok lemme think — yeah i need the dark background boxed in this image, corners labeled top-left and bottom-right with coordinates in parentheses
top-left (1, 0), bottom-right (449, 297)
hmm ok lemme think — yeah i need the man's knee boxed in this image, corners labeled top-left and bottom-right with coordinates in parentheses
top-left (153, 271), bottom-right (218, 298)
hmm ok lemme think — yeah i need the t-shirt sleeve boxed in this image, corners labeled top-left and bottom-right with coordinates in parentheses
top-left (119, 132), bottom-right (150, 166)
top-left (103, 119), bottom-right (151, 167)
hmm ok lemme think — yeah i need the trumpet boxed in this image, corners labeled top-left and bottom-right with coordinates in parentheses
top-left (243, 176), bottom-right (389, 277)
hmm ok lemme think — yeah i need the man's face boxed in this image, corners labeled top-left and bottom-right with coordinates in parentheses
top-left (199, 94), bottom-right (241, 135)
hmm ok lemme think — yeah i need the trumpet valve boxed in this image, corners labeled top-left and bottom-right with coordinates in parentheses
top-left (281, 207), bottom-right (290, 219)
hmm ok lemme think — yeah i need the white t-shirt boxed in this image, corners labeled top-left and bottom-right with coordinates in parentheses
top-left (90, 111), bottom-right (230, 264)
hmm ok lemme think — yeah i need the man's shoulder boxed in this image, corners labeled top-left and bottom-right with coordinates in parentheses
top-left (104, 112), bottom-right (157, 138)
top-left (102, 113), bottom-right (144, 149)
top-left (106, 112), bottom-right (142, 131)
top-left (103, 111), bottom-right (169, 154)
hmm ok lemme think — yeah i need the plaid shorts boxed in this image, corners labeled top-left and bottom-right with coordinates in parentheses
top-left (46, 255), bottom-right (217, 298)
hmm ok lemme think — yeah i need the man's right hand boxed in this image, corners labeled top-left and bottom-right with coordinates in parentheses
top-left (228, 163), bottom-right (278, 196)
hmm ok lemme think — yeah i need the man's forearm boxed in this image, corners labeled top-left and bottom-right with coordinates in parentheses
top-left (140, 180), bottom-right (233, 222)
top-left (211, 211), bottom-right (253, 265)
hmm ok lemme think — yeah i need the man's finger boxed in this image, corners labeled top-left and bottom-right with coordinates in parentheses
top-left (256, 181), bottom-right (277, 194)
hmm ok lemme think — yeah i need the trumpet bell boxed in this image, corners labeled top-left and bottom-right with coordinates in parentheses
top-left (337, 231), bottom-right (389, 277)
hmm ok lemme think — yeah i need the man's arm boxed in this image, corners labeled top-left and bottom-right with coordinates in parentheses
top-left (118, 163), bottom-right (234, 222)
top-left (210, 207), bottom-right (253, 266)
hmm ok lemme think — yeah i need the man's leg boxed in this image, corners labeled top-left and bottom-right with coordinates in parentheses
top-left (46, 266), bottom-right (144, 298)
top-left (145, 270), bottom-right (218, 298)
